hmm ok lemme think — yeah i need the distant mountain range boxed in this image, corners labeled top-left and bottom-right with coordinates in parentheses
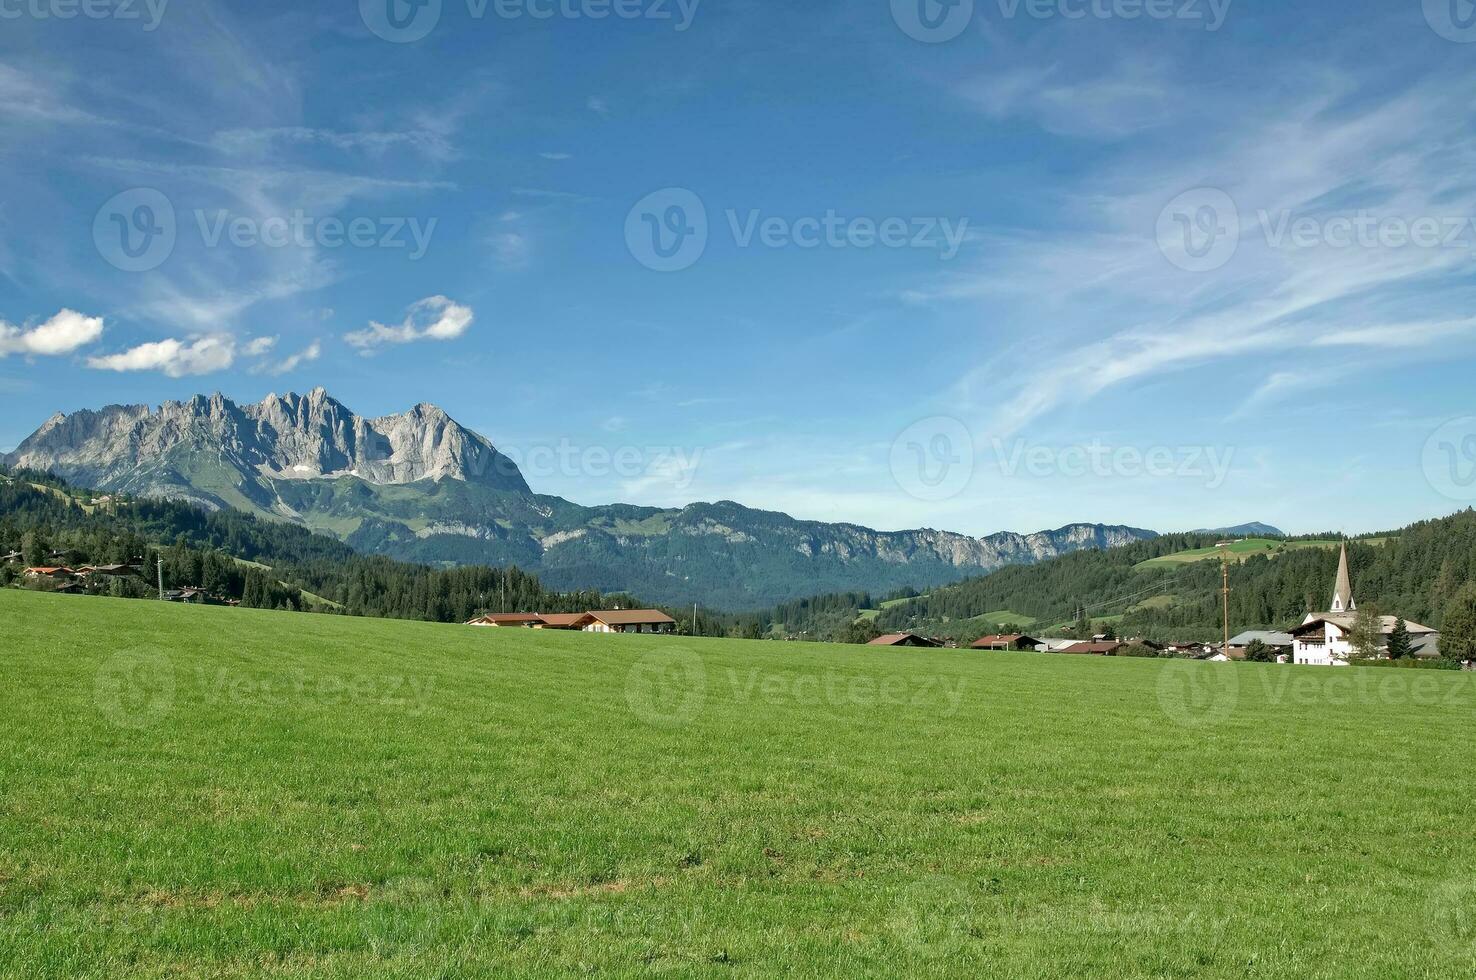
top-left (4, 388), bottom-right (1163, 608)
top-left (1191, 523), bottom-right (1286, 538)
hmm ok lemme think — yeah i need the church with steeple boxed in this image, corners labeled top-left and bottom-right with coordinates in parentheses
top-left (1290, 543), bottom-right (1435, 666)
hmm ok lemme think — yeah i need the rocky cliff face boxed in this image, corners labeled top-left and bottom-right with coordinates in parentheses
top-left (4, 388), bottom-right (529, 497)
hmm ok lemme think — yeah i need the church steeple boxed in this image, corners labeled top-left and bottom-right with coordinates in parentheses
top-left (1330, 542), bottom-right (1355, 613)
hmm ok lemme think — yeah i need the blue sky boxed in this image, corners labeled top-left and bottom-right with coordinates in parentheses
top-left (3, 0), bottom-right (1476, 537)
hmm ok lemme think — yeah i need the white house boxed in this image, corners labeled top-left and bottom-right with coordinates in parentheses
top-left (1291, 543), bottom-right (1436, 665)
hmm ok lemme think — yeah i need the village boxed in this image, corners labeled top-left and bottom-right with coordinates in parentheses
top-left (865, 544), bottom-right (1456, 668)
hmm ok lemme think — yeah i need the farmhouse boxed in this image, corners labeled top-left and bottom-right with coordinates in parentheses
top-left (1061, 641), bottom-right (1123, 656)
top-left (77, 563), bottom-right (139, 578)
top-left (23, 566), bottom-right (75, 580)
top-left (1291, 544), bottom-right (1437, 665)
top-left (573, 610), bottom-right (678, 634)
top-left (466, 613), bottom-right (546, 628)
top-left (971, 634), bottom-right (1040, 651)
top-left (1228, 631), bottom-right (1293, 658)
top-left (533, 613), bottom-right (586, 630)
top-left (867, 632), bottom-right (943, 648)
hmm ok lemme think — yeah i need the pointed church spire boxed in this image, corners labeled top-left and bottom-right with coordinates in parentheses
top-left (1331, 541), bottom-right (1355, 613)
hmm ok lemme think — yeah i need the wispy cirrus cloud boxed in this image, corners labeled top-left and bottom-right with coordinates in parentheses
top-left (924, 66), bottom-right (1476, 439)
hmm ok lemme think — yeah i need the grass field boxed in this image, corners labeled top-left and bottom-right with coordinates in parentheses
top-left (4, 590), bottom-right (1476, 977)
top-left (1133, 537), bottom-right (1386, 569)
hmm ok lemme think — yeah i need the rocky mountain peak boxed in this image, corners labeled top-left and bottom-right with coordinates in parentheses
top-left (1, 389), bottom-right (529, 500)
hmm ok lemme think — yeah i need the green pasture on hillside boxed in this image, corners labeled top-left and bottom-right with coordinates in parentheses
top-left (2, 589), bottom-right (1475, 977)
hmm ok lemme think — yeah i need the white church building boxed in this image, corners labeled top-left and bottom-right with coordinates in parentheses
top-left (1290, 543), bottom-right (1436, 666)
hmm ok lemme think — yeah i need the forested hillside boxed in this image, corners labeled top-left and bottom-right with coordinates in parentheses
top-left (0, 468), bottom-right (640, 625)
top-left (740, 512), bottom-right (1476, 643)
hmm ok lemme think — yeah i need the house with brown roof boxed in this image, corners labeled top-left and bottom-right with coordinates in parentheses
top-left (867, 632), bottom-right (943, 648)
top-left (23, 566), bottom-right (75, 580)
top-left (466, 613), bottom-right (547, 628)
top-left (970, 633), bottom-right (1040, 651)
top-left (534, 613), bottom-right (587, 630)
top-left (1061, 641), bottom-right (1123, 656)
top-left (573, 610), bottom-right (678, 634)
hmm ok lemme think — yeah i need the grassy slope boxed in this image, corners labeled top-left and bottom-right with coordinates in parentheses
top-left (3, 590), bottom-right (1476, 978)
top-left (1136, 537), bottom-right (1397, 570)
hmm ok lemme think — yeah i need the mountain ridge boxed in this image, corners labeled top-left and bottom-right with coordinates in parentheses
top-left (3, 390), bottom-right (1159, 608)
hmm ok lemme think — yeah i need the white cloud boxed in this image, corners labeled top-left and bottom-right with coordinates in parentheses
top-left (242, 335), bottom-right (278, 356)
top-left (87, 335), bottom-right (235, 377)
top-left (262, 340), bottom-right (322, 376)
top-left (0, 309), bottom-right (104, 357)
top-left (343, 296), bottom-right (474, 351)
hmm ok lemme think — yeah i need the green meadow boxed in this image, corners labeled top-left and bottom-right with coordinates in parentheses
top-left (3, 589), bottom-right (1476, 978)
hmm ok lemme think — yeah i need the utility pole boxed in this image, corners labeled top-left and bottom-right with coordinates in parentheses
top-left (1219, 543), bottom-right (1232, 660)
top-left (157, 558), bottom-right (164, 601)
top-left (693, 602), bottom-right (698, 637)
